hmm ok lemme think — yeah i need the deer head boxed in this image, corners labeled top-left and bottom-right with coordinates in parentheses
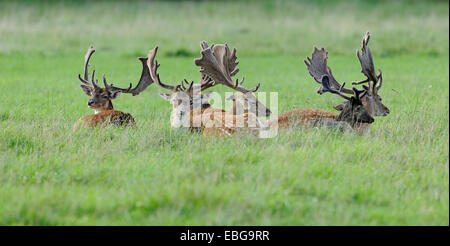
top-left (321, 75), bottom-right (374, 126)
top-left (147, 46), bottom-right (216, 128)
top-left (194, 41), bottom-right (272, 117)
top-left (78, 46), bottom-right (154, 113)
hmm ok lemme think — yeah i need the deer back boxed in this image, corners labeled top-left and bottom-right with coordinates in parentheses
top-left (190, 107), bottom-right (262, 137)
top-left (74, 110), bottom-right (135, 129)
top-left (269, 108), bottom-right (338, 129)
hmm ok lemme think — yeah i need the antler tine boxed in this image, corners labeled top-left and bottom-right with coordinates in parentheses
top-left (170, 79), bottom-right (197, 95)
top-left (187, 81), bottom-right (193, 91)
top-left (231, 77), bottom-right (259, 93)
top-left (352, 87), bottom-right (368, 99)
top-left (199, 79), bottom-right (216, 92)
top-left (147, 46), bottom-right (179, 92)
top-left (78, 74), bottom-right (90, 85)
top-left (91, 69), bottom-right (99, 88)
top-left (227, 45), bottom-right (239, 77)
top-left (376, 69), bottom-right (383, 92)
top-left (83, 46), bottom-right (95, 81)
top-left (187, 81), bottom-right (193, 92)
top-left (102, 74), bottom-right (132, 93)
top-left (180, 79), bottom-right (194, 92)
top-left (363, 31), bottom-right (371, 48)
top-left (246, 81), bottom-right (260, 93)
top-left (180, 79), bottom-right (187, 90)
top-left (102, 74), bottom-right (109, 89)
top-left (351, 78), bottom-right (370, 85)
top-left (320, 75), bottom-right (351, 101)
top-left (200, 73), bottom-right (213, 85)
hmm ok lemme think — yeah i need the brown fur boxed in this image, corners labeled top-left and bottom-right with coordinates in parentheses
top-left (75, 86), bottom-right (137, 129)
top-left (333, 96), bottom-right (373, 135)
top-left (227, 93), bottom-right (271, 117)
top-left (189, 108), bottom-right (261, 137)
top-left (74, 110), bottom-right (135, 129)
top-left (269, 108), bottom-right (337, 129)
top-left (355, 96), bottom-right (372, 134)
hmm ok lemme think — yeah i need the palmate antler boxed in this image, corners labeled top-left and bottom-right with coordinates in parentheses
top-left (352, 32), bottom-right (383, 94)
top-left (304, 47), bottom-right (354, 95)
top-left (194, 41), bottom-right (260, 94)
top-left (78, 46), bottom-right (154, 95)
top-left (147, 46), bottom-right (216, 95)
top-left (321, 75), bottom-right (367, 101)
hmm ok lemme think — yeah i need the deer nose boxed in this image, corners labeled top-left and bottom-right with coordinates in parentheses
top-left (87, 100), bottom-right (94, 106)
top-left (266, 108), bottom-right (272, 116)
top-left (385, 109), bottom-right (390, 116)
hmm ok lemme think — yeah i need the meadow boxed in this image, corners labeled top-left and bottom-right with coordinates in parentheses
top-left (0, 0), bottom-right (448, 225)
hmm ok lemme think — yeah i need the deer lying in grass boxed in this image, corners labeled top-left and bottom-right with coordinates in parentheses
top-left (305, 32), bottom-right (389, 134)
top-left (148, 45), bottom-right (263, 137)
top-left (269, 74), bottom-right (374, 132)
top-left (73, 46), bottom-right (153, 129)
top-left (269, 32), bottom-right (387, 134)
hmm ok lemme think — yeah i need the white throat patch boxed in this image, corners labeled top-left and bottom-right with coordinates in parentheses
top-left (170, 107), bottom-right (189, 128)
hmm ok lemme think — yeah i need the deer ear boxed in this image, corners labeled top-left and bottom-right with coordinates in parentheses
top-left (333, 103), bottom-right (345, 111)
top-left (80, 85), bottom-right (92, 96)
top-left (159, 93), bottom-right (172, 101)
top-left (109, 91), bottom-right (122, 100)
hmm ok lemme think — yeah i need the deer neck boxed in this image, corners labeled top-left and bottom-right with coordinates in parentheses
top-left (231, 102), bottom-right (246, 115)
top-left (361, 96), bottom-right (375, 117)
top-left (170, 105), bottom-right (189, 128)
top-left (335, 108), bottom-right (354, 127)
top-left (94, 101), bottom-right (114, 114)
top-left (353, 122), bottom-right (372, 135)
top-left (170, 103), bottom-right (211, 128)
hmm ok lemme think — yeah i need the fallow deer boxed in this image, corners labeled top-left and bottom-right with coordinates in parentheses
top-left (73, 46), bottom-right (154, 129)
top-left (305, 32), bottom-right (389, 134)
top-left (148, 45), bottom-right (262, 137)
top-left (269, 74), bottom-right (374, 132)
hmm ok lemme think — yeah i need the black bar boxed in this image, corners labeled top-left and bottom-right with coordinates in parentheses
top-left (0, 226), bottom-right (448, 244)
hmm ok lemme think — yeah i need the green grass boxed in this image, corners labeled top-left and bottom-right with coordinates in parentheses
top-left (0, 0), bottom-right (448, 225)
